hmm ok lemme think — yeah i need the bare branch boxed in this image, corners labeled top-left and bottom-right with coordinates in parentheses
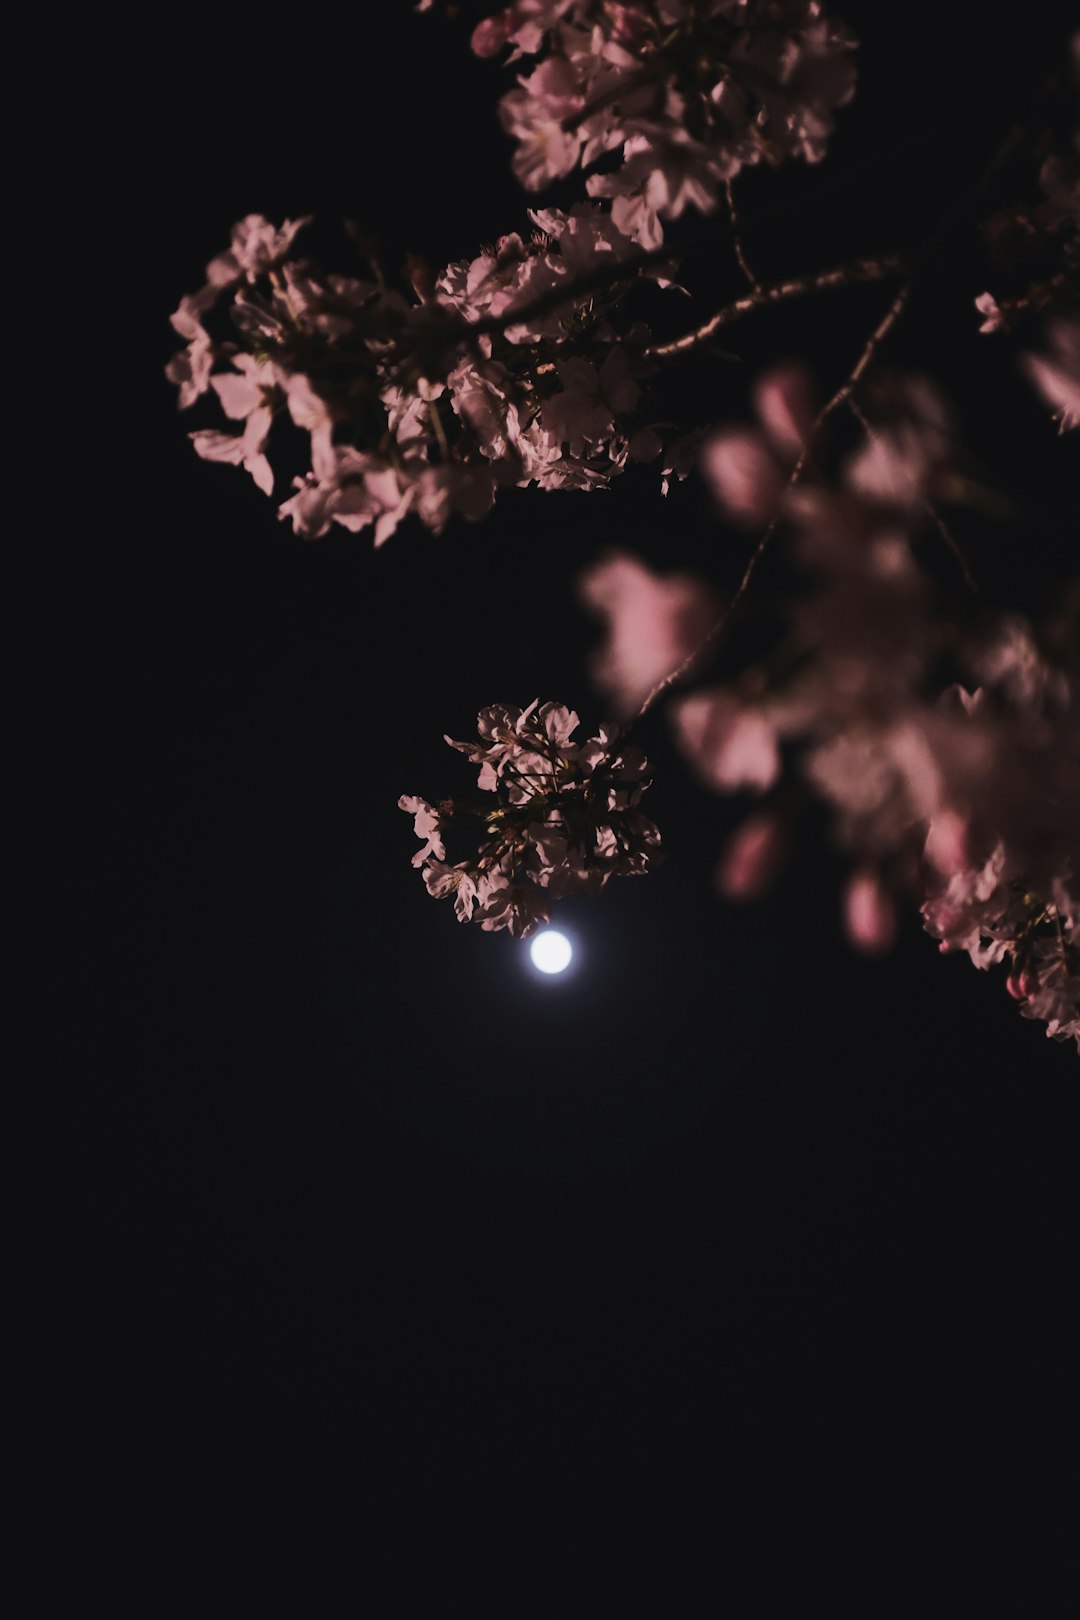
top-left (644, 255), bottom-right (904, 360)
top-left (724, 178), bottom-right (760, 292)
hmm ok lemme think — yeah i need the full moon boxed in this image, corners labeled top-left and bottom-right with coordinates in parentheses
top-left (529, 929), bottom-right (573, 974)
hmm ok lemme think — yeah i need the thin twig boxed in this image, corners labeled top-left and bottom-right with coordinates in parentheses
top-left (643, 255), bottom-right (904, 360)
top-left (725, 178), bottom-right (760, 292)
top-left (846, 396), bottom-right (978, 594)
top-left (634, 282), bottom-right (912, 720)
top-left (822, 283), bottom-right (911, 409)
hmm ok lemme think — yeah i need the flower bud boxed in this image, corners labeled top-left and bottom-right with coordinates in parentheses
top-left (715, 811), bottom-right (787, 901)
top-left (844, 868), bottom-right (896, 955)
top-left (471, 16), bottom-right (508, 57)
top-left (1006, 968), bottom-right (1037, 1001)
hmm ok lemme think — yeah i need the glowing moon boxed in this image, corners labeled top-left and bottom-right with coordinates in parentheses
top-left (529, 929), bottom-right (573, 974)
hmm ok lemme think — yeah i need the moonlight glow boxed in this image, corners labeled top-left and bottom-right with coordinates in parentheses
top-left (529, 930), bottom-right (573, 975)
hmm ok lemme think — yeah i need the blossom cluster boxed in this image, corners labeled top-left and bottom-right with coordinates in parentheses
top-left (399, 701), bottom-right (661, 938)
top-left (474, 0), bottom-right (857, 248)
top-left (166, 205), bottom-right (671, 543)
top-left (582, 368), bottom-right (1080, 1047)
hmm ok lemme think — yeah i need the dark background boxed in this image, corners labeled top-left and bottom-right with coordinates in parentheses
top-left (60, 0), bottom-right (1076, 1582)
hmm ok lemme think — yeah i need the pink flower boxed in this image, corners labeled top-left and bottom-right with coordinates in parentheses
top-left (843, 868), bottom-right (896, 955)
top-left (499, 57), bottom-right (586, 189)
top-left (542, 349), bottom-right (641, 455)
top-left (445, 700), bottom-right (551, 791)
top-left (471, 15), bottom-right (510, 56)
top-left (753, 365), bottom-right (816, 456)
top-left (472, 2), bottom-right (574, 62)
top-left (189, 399), bottom-right (275, 496)
top-left (701, 366), bottom-right (815, 525)
top-left (673, 692), bottom-right (780, 793)
top-left (701, 429), bottom-right (786, 526)
top-left (975, 292), bottom-right (1005, 334)
top-left (475, 871), bottom-right (552, 938)
top-left (919, 843), bottom-right (1018, 965)
top-left (165, 297), bottom-right (215, 408)
top-left (716, 811), bottom-right (787, 901)
top-left (804, 721), bottom-right (944, 854)
top-left (523, 816), bottom-right (572, 888)
top-left (210, 352), bottom-right (285, 421)
top-left (284, 374), bottom-right (336, 475)
top-left (204, 214), bottom-right (312, 289)
top-left (578, 552), bottom-right (718, 717)
top-left (845, 377), bottom-right (953, 508)
top-left (1024, 317), bottom-right (1080, 432)
top-left (423, 860), bottom-right (479, 921)
top-left (278, 451), bottom-right (413, 544)
top-left (398, 795), bottom-right (447, 867)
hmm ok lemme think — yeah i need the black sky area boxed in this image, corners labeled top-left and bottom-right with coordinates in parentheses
top-left (60, 0), bottom-right (1077, 1586)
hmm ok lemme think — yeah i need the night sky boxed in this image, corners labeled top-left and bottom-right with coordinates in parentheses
top-left (62, 1), bottom-right (1076, 1583)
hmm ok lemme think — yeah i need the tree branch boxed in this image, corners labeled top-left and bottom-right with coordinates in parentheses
top-left (643, 255), bottom-right (905, 360)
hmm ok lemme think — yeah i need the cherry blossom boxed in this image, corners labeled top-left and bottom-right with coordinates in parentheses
top-left (476, 1), bottom-right (857, 246)
top-left (578, 553), bottom-right (719, 716)
top-left (166, 197), bottom-right (678, 539)
top-left (168, 19), bottom-right (1079, 1053)
top-left (1024, 316), bottom-right (1080, 432)
top-left (398, 796), bottom-right (448, 868)
top-left (401, 702), bottom-right (662, 938)
top-left (205, 214), bottom-right (313, 290)
top-left (164, 299), bottom-right (215, 409)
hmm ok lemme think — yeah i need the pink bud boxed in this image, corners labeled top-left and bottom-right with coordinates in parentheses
top-left (753, 365), bottom-right (816, 457)
top-left (844, 869), bottom-right (897, 955)
top-left (1006, 968), bottom-right (1037, 1001)
top-left (975, 292), bottom-right (1005, 334)
top-left (471, 16), bottom-right (509, 57)
top-left (700, 429), bottom-right (783, 527)
top-left (716, 811), bottom-right (786, 901)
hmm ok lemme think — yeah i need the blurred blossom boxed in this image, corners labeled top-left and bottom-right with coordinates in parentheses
top-left (1024, 316), bottom-right (1080, 433)
top-left (668, 371), bottom-right (1078, 1045)
top-left (578, 553), bottom-right (719, 716)
top-left (716, 810), bottom-right (788, 901)
top-left (844, 869), bottom-right (897, 955)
